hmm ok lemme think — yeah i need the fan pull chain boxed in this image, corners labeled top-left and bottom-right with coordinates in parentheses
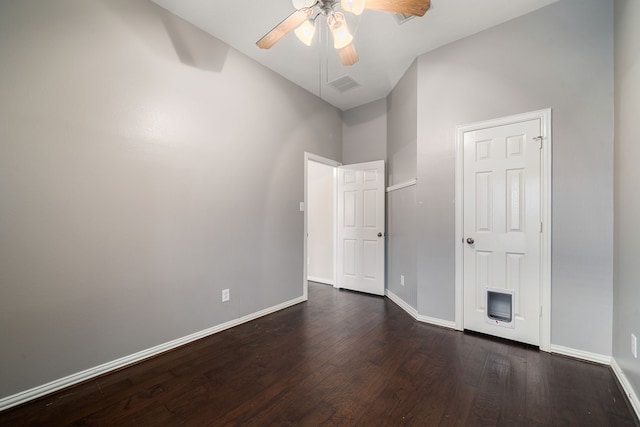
top-left (318, 21), bottom-right (322, 100)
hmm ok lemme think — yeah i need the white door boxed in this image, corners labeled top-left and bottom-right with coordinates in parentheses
top-left (463, 119), bottom-right (541, 345)
top-left (337, 160), bottom-right (385, 296)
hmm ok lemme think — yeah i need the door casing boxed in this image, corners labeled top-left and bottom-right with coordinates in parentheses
top-left (454, 109), bottom-right (552, 352)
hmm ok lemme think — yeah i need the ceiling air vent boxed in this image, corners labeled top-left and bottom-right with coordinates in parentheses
top-left (394, 13), bottom-right (416, 25)
top-left (328, 75), bottom-right (359, 93)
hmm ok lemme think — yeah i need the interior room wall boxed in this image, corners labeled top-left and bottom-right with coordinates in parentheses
top-left (613, 0), bottom-right (640, 404)
top-left (0, 0), bottom-right (342, 400)
top-left (415, 0), bottom-right (614, 356)
top-left (387, 61), bottom-right (418, 187)
top-left (386, 62), bottom-right (418, 308)
top-left (307, 161), bottom-right (335, 284)
top-left (342, 98), bottom-right (387, 165)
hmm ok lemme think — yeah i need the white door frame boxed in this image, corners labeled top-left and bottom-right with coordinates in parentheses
top-left (454, 109), bottom-right (552, 352)
top-left (303, 152), bottom-right (341, 300)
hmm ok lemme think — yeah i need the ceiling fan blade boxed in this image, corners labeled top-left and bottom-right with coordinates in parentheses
top-left (338, 42), bottom-right (359, 66)
top-left (256, 8), bottom-right (313, 49)
top-left (364, 0), bottom-right (430, 16)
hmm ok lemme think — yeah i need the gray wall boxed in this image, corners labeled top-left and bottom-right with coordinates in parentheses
top-left (387, 61), bottom-right (418, 186)
top-left (386, 62), bottom-right (418, 308)
top-left (342, 98), bottom-right (387, 164)
top-left (415, 0), bottom-right (614, 355)
top-left (0, 0), bottom-right (342, 399)
top-left (341, 87), bottom-right (419, 308)
top-left (613, 0), bottom-right (640, 400)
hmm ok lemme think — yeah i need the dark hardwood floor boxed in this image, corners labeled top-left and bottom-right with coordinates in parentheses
top-left (1, 282), bottom-right (637, 426)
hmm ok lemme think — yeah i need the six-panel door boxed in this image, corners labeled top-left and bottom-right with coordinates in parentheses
top-left (463, 119), bottom-right (541, 345)
top-left (337, 160), bottom-right (385, 296)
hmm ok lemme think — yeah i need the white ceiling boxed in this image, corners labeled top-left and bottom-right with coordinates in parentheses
top-left (151, 0), bottom-right (559, 111)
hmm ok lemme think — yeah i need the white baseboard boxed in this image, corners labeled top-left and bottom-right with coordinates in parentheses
top-left (0, 295), bottom-right (306, 412)
top-left (385, 292), bottom-right (636, 420)
top-left (387, 291), bottom-right (614, 362)
top-left (611, 357), bottom-right (640, 420)
top-left (307, 276), bottom-right (335, 286)
top-left (416, 314), bottom-right (457, 330)
top-left (549, 344), bottom-right (611, 365)
top-left (385, 289), bottom-right (418, 320)
top-left (385, 289), bottom-right (457, 330)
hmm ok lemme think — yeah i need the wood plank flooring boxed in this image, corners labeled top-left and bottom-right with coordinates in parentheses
top-left (1, 282), bottom-right (637, 426)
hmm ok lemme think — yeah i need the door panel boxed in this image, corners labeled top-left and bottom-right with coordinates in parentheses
top-left (363, 240), bottom-right (377, 279)
top-left (344, 191), bottom-right (356, 227)
top-left (343, 239), bottom-right (356, 276)
top-left (475, 251), bottom-right (492, 309)
top-left (463, 119), bottom-right (541, 345)
top-left (476, 172), bottom-right (493, 232)
top-left (337, 160), bottom-right (385, 296)
top-left (507, 169), bottom-right (524, 231)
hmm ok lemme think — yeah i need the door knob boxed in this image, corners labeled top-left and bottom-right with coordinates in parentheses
top-left (466, 237), bottom-right (474, 244)
top-left (378, 232), bottom-right (383, 237)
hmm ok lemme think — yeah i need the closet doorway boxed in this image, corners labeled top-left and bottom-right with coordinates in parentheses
top-left (303, 153), bottom-right (386, 299)
top-left (306, 156), bottom-right (338, 288)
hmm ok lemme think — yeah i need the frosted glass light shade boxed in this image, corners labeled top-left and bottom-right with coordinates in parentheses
top-left (292, 0), bottom-right (315, 9)
top-left (294, 19), bottom-right (316, 46)
top-left (328, 12), bottom-right (353, 50)
top-left (341, 0), bottom-right (365, 15)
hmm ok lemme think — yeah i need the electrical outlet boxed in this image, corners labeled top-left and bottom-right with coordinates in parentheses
top-left (222, 289), bottom-right (230, 302)
top-left (400, 275), bottom-right (405, 286)
top-left (632, 334), bottom-right (638, 359)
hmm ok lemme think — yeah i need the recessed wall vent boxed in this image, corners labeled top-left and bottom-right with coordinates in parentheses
top-left (394, 13), bottom-right (416, 25)
top-left (328, 75), bottom-right (359, 93)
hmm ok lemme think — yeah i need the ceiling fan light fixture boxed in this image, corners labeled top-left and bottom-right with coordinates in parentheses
top-left (328, 12), bottom-right (353, 50)
top-left (292, 0), bottom-right (316, 9)
top-left (294, 19), bottom-right (316, 46)
top-left (341, 0), bottom-right (365, 15)
top-left (258, 0), bottom-right (431, 65)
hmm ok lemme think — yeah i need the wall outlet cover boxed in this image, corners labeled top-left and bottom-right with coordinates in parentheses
top-left (632, 333), bottom-right (638, 359)
top-left (222, 289), bottom-right (230, 302)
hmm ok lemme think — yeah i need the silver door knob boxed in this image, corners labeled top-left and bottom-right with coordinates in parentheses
top-left (466, 237), bottom-right (474, 244)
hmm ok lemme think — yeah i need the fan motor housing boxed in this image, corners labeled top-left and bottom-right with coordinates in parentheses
top-left (318, 0), bottom-right (338, 15)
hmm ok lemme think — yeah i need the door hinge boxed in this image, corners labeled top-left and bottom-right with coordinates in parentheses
top-left (540, 221), bottom-right (543, 233)
top-left (540, 306), bottom-right (543, 317)
top-left (534, 135), bottom-right (543, 150)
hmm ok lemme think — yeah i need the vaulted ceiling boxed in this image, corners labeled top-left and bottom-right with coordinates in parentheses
top-left (151, 0), bottom-right (559, 110)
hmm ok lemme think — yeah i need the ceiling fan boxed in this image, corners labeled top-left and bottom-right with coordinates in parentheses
top-left (256, 0), bottom-right (431, 66)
